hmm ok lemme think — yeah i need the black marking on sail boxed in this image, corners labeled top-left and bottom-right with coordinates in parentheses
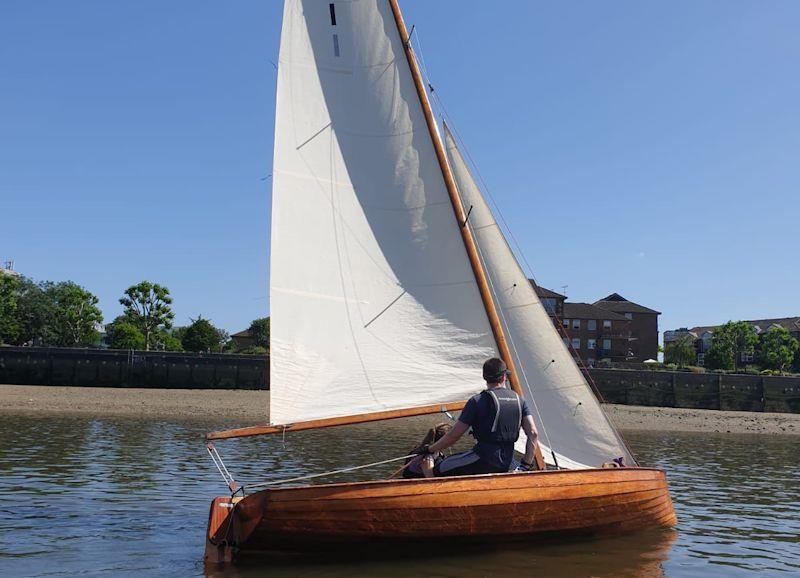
top-left (329, 3), bottom-right (337, 26)
top-left (333, 33), bottom-right (340, 57)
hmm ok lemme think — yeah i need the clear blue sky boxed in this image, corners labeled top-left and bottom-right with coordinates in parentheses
top-left (2, 1), bottom-right (798, 338)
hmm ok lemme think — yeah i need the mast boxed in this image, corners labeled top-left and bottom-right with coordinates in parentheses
top-left (387, 0), bottom-right (545, 469)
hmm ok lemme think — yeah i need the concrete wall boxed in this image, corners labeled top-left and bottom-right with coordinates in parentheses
top-left (0, 347), bottom-right (268, 390)
top-left (589, 368), bottom-right (800, 414)
top-left (2, 348), bottom-right (798, 414)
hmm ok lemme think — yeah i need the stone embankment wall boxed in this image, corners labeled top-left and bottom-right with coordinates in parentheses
top-left (590, 368), bottom-right (800, 414)
top-left (2, 348), bottom-right (798, 413)
top-left (0, 347), bottom-right (267, 390)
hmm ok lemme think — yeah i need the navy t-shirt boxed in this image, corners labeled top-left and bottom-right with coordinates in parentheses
top-left (458, 388), bottom-right (532, 470)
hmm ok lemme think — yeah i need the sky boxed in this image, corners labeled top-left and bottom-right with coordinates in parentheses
top-left (1, 1), bottom-right (798, 338)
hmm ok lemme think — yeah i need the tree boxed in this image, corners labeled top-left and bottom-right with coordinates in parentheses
top-left (704, 321), bottom-right (759, 371)
top-left (154, 330), bottom-right (184, 352)
top-left (664, 335), bottom-right (696, 367)
top-left (13, 277), bottom-right (56, 345)
top-left (181, 316), bottom-right (226, 352)
top-left (0, 274), bottom-right (20, 344)
top-left (119, 281), bottom-right (175, 350)
top-left (758, 326), bottom-right (799, 372)
top-left (248, 317), bottom-right (270, 350)
top-left (105, 316), bottom-right (145, 350)
top-left (47, 282), bottom-right (103, 347)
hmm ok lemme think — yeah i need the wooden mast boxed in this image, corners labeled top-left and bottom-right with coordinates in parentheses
top-left (387, 0), bottom-right (545, 470)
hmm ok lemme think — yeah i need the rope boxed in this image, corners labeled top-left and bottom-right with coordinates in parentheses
top-left (244, 454), bottom-right (417, 490)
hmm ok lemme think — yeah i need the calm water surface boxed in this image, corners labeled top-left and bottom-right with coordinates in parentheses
top-left (1, 411), bottom-right (798, 577)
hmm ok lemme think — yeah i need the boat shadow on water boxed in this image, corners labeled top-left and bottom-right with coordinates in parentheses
top-left (204, 528), bottom-right (677, 578)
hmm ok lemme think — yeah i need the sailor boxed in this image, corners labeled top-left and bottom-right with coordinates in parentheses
top-left (422, 357), bottom-right (540, 477)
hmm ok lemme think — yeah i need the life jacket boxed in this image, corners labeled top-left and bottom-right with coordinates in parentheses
top-left (475, 387), bottom-right (523, 444)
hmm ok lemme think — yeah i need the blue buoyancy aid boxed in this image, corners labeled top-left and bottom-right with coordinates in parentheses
top-left (474, 387), bottom-right (523, 444)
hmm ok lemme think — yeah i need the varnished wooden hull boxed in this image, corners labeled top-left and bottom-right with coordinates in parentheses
top-left (206, 467), bottom-right (676, 561)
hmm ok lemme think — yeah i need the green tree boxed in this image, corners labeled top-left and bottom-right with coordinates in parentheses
top-left (0, 274), bottom-right (20, 344)
top-left (248, 317), bottom-right (270, 350)
top-left (758, 326), bottom-right (799, 372)
top-left (105, 316), bottom-right (145, 350)
top-left (154, 330), bottom-right (184, 352)
top-left (181, 316), bottom-right (225, 352)
top-left (119, 281), bottom-right (175, 350)
top-left (47, 282), bottom-right (103, 346)
top-left (664, 335), bottom-right (696, 367)
top-left (704, 321), bottom-right (759, 371)
top-left (13, 277), bottom-right (56, 345)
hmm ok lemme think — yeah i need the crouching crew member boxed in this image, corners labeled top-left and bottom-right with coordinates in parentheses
top-left (422, 357), bottom-right (540, 476)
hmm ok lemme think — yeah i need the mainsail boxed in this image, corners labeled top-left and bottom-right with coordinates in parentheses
top-left (269, 0), bottom-right (497, 425)
top-left (443, 124), bottom-right (635, 468)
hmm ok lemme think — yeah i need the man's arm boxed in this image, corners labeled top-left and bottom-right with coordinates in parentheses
top-left (427, 420), bottom-right (469, 454)
top-left (521, 414), bottom-right (539, 468)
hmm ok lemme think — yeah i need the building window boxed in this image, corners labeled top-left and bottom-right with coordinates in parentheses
top-left (697, 353), bottom-right (705, 366)
top-left (572, 319), bottom-right (580, 330)
top-left (588, 320), bottom-right (596, 331)
top-left (571, 338), bottom-right (581, 350)
top-left (563, 337), bottom-right (569, 346)
top-left (542, 298), bottom-right (555, 314)
top-left (741, 350), bottom-right (754, 363)
top-left (562, 319), bottom-right (569, 328)
top-left (603, 320), bottom-right (612, 329)
top-left (624, 312), bottom-right (633, 320)
top-left (588, 339), bottom-right (596, 350)
top-left (603, 339), bottom-right (611, 350)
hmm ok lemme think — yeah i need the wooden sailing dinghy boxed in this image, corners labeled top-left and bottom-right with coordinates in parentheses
top-left (205, 0), bottom-right (676, 562)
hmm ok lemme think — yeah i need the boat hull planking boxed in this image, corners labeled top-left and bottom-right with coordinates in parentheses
top-left (205, 467), bottom-right (676, 560)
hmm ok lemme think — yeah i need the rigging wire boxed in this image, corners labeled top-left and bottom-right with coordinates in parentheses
top-left (244, 453), bottom-right (417, 490)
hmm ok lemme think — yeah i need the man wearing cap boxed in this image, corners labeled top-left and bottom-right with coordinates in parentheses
top-left (420, 357), bottom-right (540, 477)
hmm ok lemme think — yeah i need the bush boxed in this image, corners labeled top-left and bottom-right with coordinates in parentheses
top-left (239, 345), bottom-right (268, 355)
top-left (664, 363), bottom-right (678, 371)
top-left (686, 365), bottom-right (706, 374)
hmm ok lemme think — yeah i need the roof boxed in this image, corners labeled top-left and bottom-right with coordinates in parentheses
top-left (530, 281), bottom-right (566, 300)
top-left (230, 329), bottom-right (252, 338)
top-left (690, 317), bottom-right (800, 336)
top-left (593, 293), bottom-right (661, 315)
top-left (563, 302), bottom-right (629, 321)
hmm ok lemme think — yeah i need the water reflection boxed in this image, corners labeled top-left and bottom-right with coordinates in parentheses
top-left (0, 413), bottom-right (797, 577)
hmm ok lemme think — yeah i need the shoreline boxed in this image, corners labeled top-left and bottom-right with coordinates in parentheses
top-left (1, 384), bottom-right (798, 435)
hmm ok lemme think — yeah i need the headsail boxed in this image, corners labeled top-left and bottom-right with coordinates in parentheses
top-left (269, 1), bottom-right (496, 425)
top-left (443, 124), bottom-right (635, 468)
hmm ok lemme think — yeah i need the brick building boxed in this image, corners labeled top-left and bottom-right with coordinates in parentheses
top-left (532, 283), bottom-right (660, 365)
top-left (593, 293), bottom-right (661, 361)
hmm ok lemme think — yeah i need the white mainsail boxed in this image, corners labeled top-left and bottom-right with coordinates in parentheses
top-left (269, 0), bottom-right (497, 424)
top-left (444, 124), bottom-right (635, 468)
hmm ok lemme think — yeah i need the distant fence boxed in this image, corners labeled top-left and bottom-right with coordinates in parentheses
top-left (2, 348), bottom-right (799, 413)
top-left (0, 347), bottom-right (268, 390)
top-left (590, 368), bottom-right (800, 414)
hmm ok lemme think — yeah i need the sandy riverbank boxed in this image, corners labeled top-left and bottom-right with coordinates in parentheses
top-left (1, 384), bottom-right (798, 435)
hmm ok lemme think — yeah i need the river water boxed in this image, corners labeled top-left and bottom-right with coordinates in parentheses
top-left (1, 412), bottom-right (798, 577)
